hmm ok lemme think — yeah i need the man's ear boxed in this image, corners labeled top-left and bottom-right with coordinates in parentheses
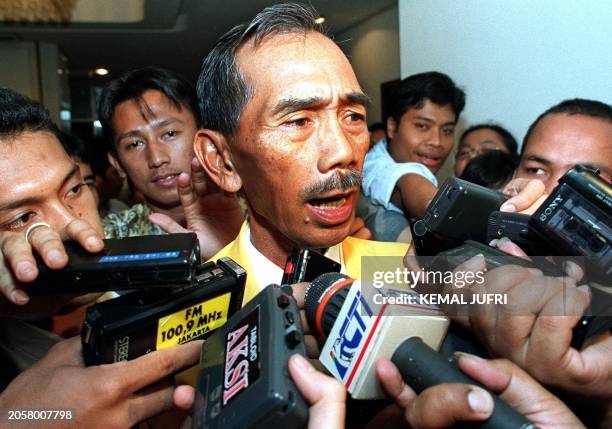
top-left (386, 117), bottom-right (397, 141)
top-left (107, 152), bottom-right (127, 180)
top-left (193, 129), bottom-right (242, 193)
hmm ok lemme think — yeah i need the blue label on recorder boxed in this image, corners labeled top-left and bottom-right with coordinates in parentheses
top-left (99, 251), bottom-right (180, 263)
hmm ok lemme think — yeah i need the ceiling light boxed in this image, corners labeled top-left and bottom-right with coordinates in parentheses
top-left (94, 68), bottom-right (109, 76)
top-left (314, 16), bottom-right (325, 25)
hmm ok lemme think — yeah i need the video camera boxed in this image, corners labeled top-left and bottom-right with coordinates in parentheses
top-left (413, 165), bottom-right (611, 281)
top-left (412, 166), bottom-right (611, 348)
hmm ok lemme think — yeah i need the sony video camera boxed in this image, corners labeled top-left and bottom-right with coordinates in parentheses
top-left (413, 166), bottom-right (611, 280)
top-left (416, 167), bottom-right (611, 348)
top-left (193, 285), bottom-right (309, 429)
top-left (529, 165), bottom-right (611, 280)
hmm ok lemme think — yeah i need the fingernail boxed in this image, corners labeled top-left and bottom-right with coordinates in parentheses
top-left (577, 285), bottom-right (591, 299)
top-left (16, 261), bottom-right (36, 277)
top-left (290, 354), bottom-right (313, 372)
top-left (11, 289), bottom-right (29, 304)
top-left (86, 236), bottom-right (102, 248)
top-left (453, 351), bottom-right (484, 362)
top-left (500, 202), bottom-right (516, 212)
top-left (464, 254), bottom-right (485, 271)
top-left (488, 239), bottom-right (499, 247)
top-left (565, 263), bottom-right (582, 280)
top-left (497, 237), bottom-right (511, 246)
top-left (468, 388), bottom-right (493, 414)
top-left (48, 249), bottom-right (64, 264)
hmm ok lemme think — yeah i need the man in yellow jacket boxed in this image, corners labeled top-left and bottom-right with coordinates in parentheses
top-left (193, 3), bottom-right (408, 305)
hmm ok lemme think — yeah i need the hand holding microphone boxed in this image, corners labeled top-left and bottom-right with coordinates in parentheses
top-left (304, 272), bottom-right (537, 429)
top-left (376, 353), bottom-right (585, 429)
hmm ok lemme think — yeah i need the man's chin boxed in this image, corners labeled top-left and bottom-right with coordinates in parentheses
top-left (144, 194), bottom-right (181, 211)
top-left (297, 225), bottom-right (351, 249)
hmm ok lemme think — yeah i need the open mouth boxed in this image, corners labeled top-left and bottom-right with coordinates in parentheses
top-left (307, 193), bottom-right (354, 226)
top-left (152, 173), bottom-right (179, 187)
top-left (309, 196), bottom-right (348, 208)
top-left (417, 155), bottom-right (442, 168)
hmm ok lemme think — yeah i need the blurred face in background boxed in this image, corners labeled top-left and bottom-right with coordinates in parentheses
top-left (72, 155), bottom-right (99, 207)
top-left (454, 128), bottom-right (510, 176)
top-left (108, 90), bottom-right (197, 211)
top-left (369, 128), bottom-right (386, 147)
top-left (515, 113), bottom-right (612, 192)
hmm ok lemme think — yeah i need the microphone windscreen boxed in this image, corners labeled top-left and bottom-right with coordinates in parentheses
top-left (304, 272), bottom-right (351, 337)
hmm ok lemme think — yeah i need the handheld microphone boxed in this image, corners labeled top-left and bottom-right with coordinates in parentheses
top-left (305, 272), bottom-right (449, 399)
top-left (305, 273), bottom-right (536, 429)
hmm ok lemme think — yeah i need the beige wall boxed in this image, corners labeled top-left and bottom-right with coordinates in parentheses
top-left (0, 42), bottom-right (40, 100)
top-left (0, 41), bottom-right (67, 124)
top-left (337, 5), bottom-right (400, 126)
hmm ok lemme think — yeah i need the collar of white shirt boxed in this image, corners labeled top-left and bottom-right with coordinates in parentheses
top-left (243, 224), bottom-right (346, 291)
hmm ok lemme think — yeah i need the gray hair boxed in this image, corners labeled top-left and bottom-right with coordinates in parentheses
top-left (196, 3), bottom-right (326, 135)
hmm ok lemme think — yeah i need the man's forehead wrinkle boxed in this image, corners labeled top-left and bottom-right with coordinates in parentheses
top-left (0, 160), bottom-right (76, 207)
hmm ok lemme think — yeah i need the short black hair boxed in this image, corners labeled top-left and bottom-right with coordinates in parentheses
top-left (389, 72), bottom-right (466, 125)
top-left (368, 122), bottom-right (385, 133)
top-left (197, 3), bottom-right (324, 136)
top-left (97, 67), bottom-right (201, 154)
top-left (522, 98), bottom-right (612, 155)
top-left (459, 123), bottom-right (518, 155)
top-left (0, 86), bottom-right (62, 144)
top-left (60, 131), bottom-right (93, 165)
top-left (460, 150), bottom-right (518, 190)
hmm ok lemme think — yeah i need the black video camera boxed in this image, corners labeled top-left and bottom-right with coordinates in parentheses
top-left (530, 165), bottom-right (611, 281)
top-left (413, 167), bottom-right (611, 348)
top-left (413, 167), bottom-right (611, 281)
top-left (193, 285), bottom-right (308, 429)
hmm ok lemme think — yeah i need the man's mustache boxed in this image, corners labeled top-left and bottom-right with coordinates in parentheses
top-left (302, 170), bottom-right (362, 200)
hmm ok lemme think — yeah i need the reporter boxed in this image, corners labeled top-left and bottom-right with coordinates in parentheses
top-left (0, 87), bottom-right (104, 308)
top-left (0, 337), bottom-right (202, 429)
top-left (376, 353), bottom-right (585, 429)
top-left (513, 99), bottom-right (612, 194)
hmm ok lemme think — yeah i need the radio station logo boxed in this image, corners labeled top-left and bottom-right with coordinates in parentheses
top-left (222, 307), bottom-right (260, 406)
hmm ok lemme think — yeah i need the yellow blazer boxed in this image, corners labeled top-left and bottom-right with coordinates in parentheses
top-left (209, 221), bottom-right (410, 306)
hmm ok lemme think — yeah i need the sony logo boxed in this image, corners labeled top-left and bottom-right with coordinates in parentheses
top-left (538, 196), bottom-right (564, 222)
